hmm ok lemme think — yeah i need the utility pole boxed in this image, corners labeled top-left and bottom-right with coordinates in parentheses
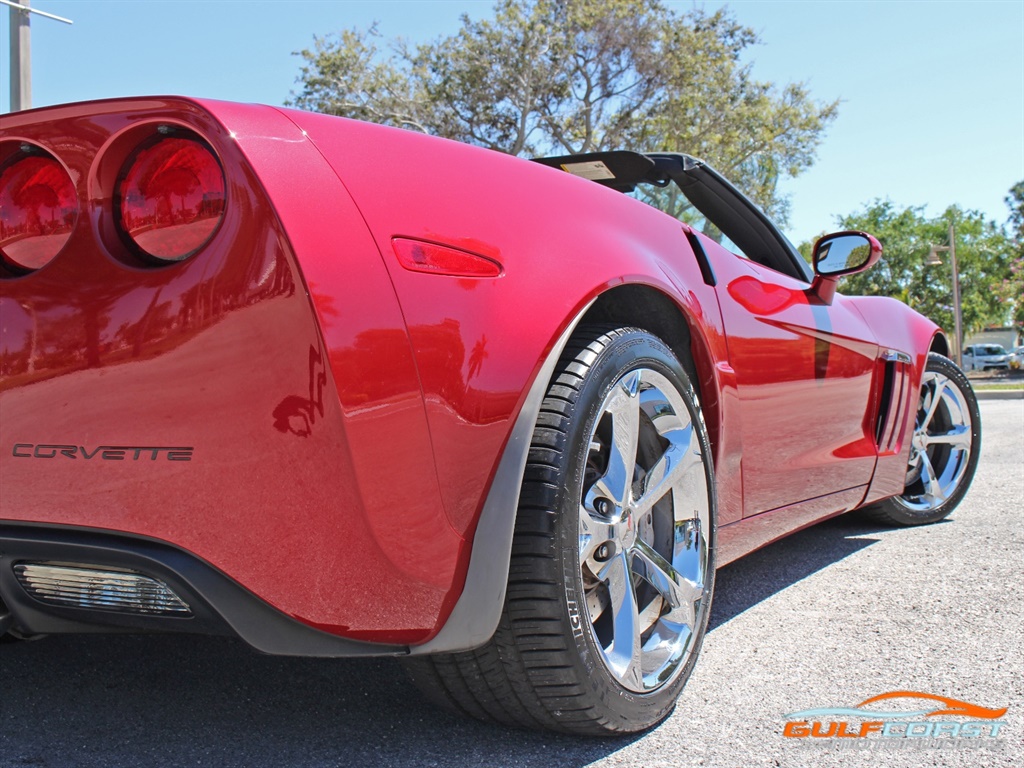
top-left (3, 0), bottom-right (73, 112)
top-left (948, 224), bottom-right (963, 368)
top-left (925, 224), bottom-right (963, 367)
top-left (9, 0), bottom-right (31, 110)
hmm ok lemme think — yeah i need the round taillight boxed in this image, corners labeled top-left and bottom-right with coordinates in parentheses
top-left (117, 136), bottom-right (225, 262)
top-left (0, 153), bottom-right (78, 272)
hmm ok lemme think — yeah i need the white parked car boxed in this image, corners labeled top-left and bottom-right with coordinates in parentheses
top-left (962, 344), bottom-right (1011, 371)
top-left (1009, 346), bottom-right (1024, 367)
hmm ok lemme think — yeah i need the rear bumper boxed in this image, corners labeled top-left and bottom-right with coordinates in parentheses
top-left (0, 523), bottom-right (408, 657)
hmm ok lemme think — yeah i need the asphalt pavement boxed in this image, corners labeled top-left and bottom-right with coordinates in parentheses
top-left (1, 400), bottom-right (1021, 768)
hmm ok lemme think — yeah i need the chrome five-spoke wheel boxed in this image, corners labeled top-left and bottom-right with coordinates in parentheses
top-left (903, 368), bottom-right (974, 510)
top-left (579, 367), bottom-right (710, 692)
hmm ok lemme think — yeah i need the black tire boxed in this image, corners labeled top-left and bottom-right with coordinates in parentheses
top-left (864, 352), bottom-right (981, 526)
top-left (404, 326), bottom-right (716, 735)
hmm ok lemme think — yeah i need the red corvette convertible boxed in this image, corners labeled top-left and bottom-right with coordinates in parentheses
top-left (0, 98), bottom-right (980, 734)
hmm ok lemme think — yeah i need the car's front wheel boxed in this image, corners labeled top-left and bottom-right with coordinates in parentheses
top-left (865, 352), bottom-right (981, 526)
top-left (404, 326), bottom-right (716, 734)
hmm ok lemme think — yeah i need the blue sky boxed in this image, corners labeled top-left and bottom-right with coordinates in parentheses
top-left (2, 0), bottom-right (1022, 245)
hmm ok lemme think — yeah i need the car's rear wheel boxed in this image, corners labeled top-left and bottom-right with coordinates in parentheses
top-left (865, 352), bottom-right (980, 526)
top-left (404, 326), bottom-right (716, 734)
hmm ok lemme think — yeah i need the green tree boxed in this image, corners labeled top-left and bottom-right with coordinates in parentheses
top-left (287, 0), bottom-right (838, 223)
top-left (286, 24), bottom-right (433, 131)
top-left (802, 201), bottom-right (1017, 338)
top-left (1002, 181), bottom-right (1024, 327)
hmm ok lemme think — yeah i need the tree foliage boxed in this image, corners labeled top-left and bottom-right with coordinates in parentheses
top-left (287, 0), bottom-right (838, 221)
top-left (1003, 181), bottom-right (1024, 327)
top-left (801, 201), bottom-right (1019, 338)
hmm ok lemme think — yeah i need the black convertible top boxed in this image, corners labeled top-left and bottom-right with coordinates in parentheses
top-left (533, 151), bottom-right (812, 282)
top-left (532, 151), bottom-right (662, 192)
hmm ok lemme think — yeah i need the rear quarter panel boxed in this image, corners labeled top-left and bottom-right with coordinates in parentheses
top-left (281, 108), bottom-right (731, 537)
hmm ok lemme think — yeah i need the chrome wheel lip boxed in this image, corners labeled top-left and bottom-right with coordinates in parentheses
top-left (578, 367), bottom-right (711, 693)
top-left (902, 369), bottom-right (974, 512)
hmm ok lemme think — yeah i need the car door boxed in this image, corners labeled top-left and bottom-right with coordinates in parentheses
top-left (606, 151), bottom-right (882, 517)
top-left (695, 234), bottom-right (881, 517)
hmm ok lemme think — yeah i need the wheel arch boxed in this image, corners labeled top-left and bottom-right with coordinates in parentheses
top-left (413, 280), bottom-right (723, 655)
top-left (929, 331), bottom-right (950, 358)
top-left (578, 284), bottom-right (723, 472)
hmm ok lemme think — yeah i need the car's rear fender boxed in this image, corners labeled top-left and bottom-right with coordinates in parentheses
top-left (276, 111), bottom-right (735, 649)
top-left (284, 108), bottom-right (733, 534)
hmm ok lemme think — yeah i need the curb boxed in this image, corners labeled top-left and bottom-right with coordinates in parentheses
top-left (975, 389), bottom-right (1024, 400)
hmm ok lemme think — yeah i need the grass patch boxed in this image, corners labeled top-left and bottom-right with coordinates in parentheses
top-left (973, 382), bottom-right (1024, 391)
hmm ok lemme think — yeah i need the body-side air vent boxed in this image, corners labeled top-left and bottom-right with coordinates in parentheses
top-left (875, 350), bottom-right (913, 454)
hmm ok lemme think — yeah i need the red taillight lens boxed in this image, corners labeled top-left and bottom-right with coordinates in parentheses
top-left (117, 136), bottom-right (225, 262)
top-left (0, 154), bottom-right (78, 272)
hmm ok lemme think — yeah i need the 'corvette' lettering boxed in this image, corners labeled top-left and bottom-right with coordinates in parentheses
top-left (11, 444), bottom-right (193, 461)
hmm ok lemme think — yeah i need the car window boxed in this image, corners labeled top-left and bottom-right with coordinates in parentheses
top-left (629, 183), bottom-right (749, 259)
top-left (641, 158), bottom-right (812, 282)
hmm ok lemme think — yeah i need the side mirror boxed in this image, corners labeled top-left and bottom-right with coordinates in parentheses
top-left (810, 231), bottom-right (882, 304)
